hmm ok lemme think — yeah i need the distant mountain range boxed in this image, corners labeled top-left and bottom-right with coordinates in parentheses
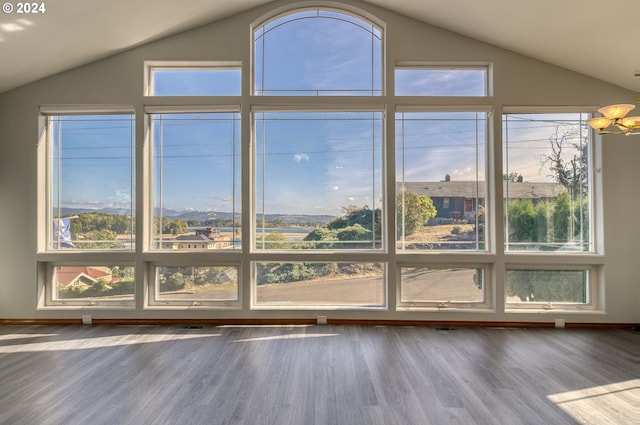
top-left (56, 208), bottom-right (335, 226)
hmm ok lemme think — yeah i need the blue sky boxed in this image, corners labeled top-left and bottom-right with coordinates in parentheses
top-left (52, 115), bottom-right (134, 212)
top-left (503, 113), bottom-right (590, 182)
top-left (52, 10), bottom-right (589, 218)
top-left (396, 111), bottom-right (486, 183)
top-left (255, 9), bottom-right (382, 95)
top-left (152, 113), bottom-right (240, 214)
top-left (255, 111), bottom-right (382, 216)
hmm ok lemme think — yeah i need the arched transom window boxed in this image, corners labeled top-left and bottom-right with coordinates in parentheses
top-left (254, 8), bottom-right (383, 95)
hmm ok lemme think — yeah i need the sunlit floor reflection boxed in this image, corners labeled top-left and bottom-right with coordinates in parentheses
top-left (0, 333), bottom-right (220, 353)
top-left (547, 379), bottom-right (639, 425)
top-left (233, 333), bottom-right (339, 342)
top-left (0, 333), bottom-right (59, 341)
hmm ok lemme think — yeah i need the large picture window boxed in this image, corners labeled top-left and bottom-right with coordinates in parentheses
top-left (396, 111), bottom-right (487, 251)
top-left (254, 111), bottom-right (383, 251)
top-left (149, 111), bottom-right (241, 251)
top-left (503, 113), bottom-right (592, 252)
top-left (45, 113), bottom-right (135, 251)
top-left (40, 111), bottom-right (136, 306)
top-left (36, 4), bottom-right (604, 316)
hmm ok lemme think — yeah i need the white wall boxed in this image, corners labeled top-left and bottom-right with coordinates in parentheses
top-left (0, 0), bottom-right (638, 323)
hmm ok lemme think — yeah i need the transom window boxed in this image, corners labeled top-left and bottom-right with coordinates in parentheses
top-left (145, 62), bottom-right (242, 96)
top-left (395, 64), bottom-right (490, 96)
top-left (253, 8), bottom-right (383, 95)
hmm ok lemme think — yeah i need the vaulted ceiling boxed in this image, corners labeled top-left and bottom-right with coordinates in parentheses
top-left (0, 0), bottom-right (638, 94)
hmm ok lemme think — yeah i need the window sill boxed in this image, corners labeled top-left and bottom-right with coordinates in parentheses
top-left (38, 304), bottom-right (135, 311)
top-left (505, 307), bottom-right (603, 314)
top-left (396, 306), bottom-right (494, 313)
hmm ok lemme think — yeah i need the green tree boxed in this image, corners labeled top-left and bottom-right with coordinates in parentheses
top-left (336, 224), bottom-right (371, 241)
top-left (508, 191), bottom-right (589, 252)
top-left (165, 219), bottom-right (188, 236)
top-left (81, 279), bottom-right (111, 297)
top-left (161, 272), bottom-right (186, 292)
top-left (74, 229), bottom-right (124, 249)
top-left (506, 199), bottom-right (536, 242)
top-left (256, 262), bottom-right (337, 285)
top-left (506, 270), bottom-right (587, 303)
top-left (257, 231), bottom-right (289, 249)
top-left (69, 212), bottom-right (133, 237)
top-left (327, 216), bottom-right (348, 230)
top-left (397, 192), bottom-right (437, 236)
top-left (305, 227), bottom-right (337, 241)
top-left (304, 227), bottom-right (338, 249)
top-left (108, 279), bottom-right (134, 296)
top-left (553, 192), bottom-right (571, 242)
top-left (270, 217), bottom-right (287, 228)
top-left (503, 172), bottom-right (521, 182)
top-left (330, 204), bottom-right (382, 238)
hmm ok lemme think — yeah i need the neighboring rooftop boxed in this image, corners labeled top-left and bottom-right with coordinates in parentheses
top-left (402, 181), bottom-right (564, 199)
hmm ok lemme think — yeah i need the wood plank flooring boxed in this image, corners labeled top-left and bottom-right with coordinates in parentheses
top-left (0, 324), bottom-right (637, 425)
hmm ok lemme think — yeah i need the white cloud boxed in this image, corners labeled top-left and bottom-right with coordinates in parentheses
top-left (293, 153), bottom-right (309, 162)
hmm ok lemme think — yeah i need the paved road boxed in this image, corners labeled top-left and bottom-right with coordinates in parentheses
top-left (165, 268), bottom-right (482, 306)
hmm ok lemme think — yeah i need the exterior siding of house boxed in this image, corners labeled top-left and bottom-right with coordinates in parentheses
top-left (402, 180), bottom-right (564, 222)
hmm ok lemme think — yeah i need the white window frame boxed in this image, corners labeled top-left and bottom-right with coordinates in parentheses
top-left (502, 108), bottom-right (600, 255)
top-left (394, 105), bottom-right (492, 253)
top-left (42, 262), bottom-right (136, 308)
top-left (251, 5), bottom-right (385, 96)
top-left (396, 263), bottom-right (492, 311)
top-left (37, 106), bottom-right (137, 308)
top-left (500, 107), bottom-right (604, 312)
top-left (251, 261), bottom-right (387, 310)
top-left (144, 61), bottom-right (242, 97)
top-left (394, 62), bottom-right (493, 97)
top-left (35, 3), bottom-right (609, 317)
top-left (251, 106), bottom-right (386, 253)
top-left (142, 105), bottom-right (244, 308)
top-left (147, 262), bottom-right (242, 308)
top-left (144, 105), bottom-right (242, 253)
top-left (504, 265), bottom-right (599, 312)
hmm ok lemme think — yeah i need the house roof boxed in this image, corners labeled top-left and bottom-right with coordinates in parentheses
top-left (55, 266), bottom-right (112, 287)
top-left (174, 234), bottom-right (213, 242)
top-left (401, 181), bottom-right (564, 199)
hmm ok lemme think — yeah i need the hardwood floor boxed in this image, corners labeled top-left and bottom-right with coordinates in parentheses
top-left (0, 324), bottom-right (637, 425)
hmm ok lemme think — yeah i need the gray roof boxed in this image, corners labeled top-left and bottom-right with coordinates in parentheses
top-left (400, 181), bottom-right (565, 199)
top-left (174, 234), bottom-right (212, 242)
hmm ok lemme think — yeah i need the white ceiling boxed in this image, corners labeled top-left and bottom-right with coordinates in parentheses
top-left (0, 0), bottom-right (638, 94)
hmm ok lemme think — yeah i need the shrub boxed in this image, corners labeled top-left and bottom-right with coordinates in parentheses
top-left (397, 192), bottom-right (437, 236)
